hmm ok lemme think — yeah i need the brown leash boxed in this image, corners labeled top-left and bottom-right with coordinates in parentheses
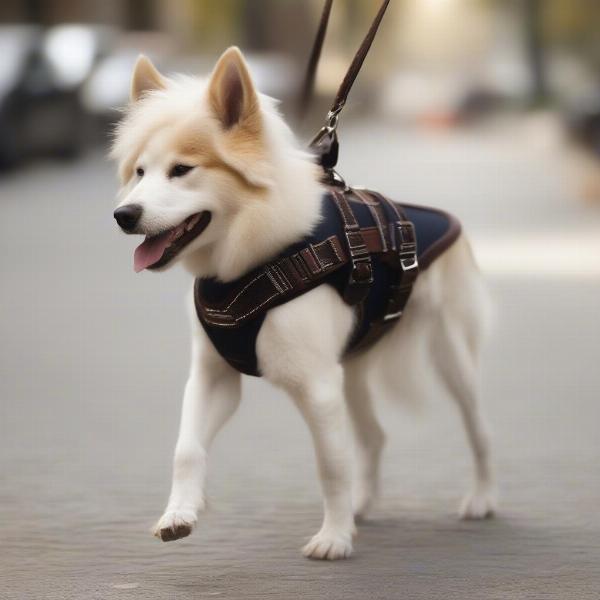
top-left (297, 0), bottom-right (334, 120)
top-left (328, 0), bottom-right (391, 119)
top-left (303, 0), bottom-right (392, 177)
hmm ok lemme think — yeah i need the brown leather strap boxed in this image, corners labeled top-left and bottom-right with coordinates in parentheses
top-left (330, 0), bottom-right (391, 117)
top-left (354, 188), bottom-right (390, 252)
top-left (363, 192), bottom-right (419, 322)
top-left (347, 190), bottom-right (419, 352)
top-left (196, 235), bottom-right (347, 327)
top-left (383, 220), bottom-right (419, 321)
top-left (359, 226), bottom-right (386, 254)
top-left (331, 189), bottom-right (373, 304)
top-left (308, 0), bottom-right (392, 171)
top-left (301, 0), bottom-right (391, 121)
top-left (298, 0), bottom-right (334, 120)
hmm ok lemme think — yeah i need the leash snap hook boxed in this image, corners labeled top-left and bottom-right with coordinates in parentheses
top-left (325, 105), bottom-right (343, 133)
top-left (309, 104), bottom-right (344, 172)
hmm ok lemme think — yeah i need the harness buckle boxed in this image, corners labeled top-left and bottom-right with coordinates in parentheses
top-left (343, 225), bottom-right (373, 303)
top-left (349, 254), bottom-right (373, 285)
top-left (389, 221), bottom-right (417, 267)
top-left (338, 230), bottom-right (372, 303)
top-left (345, 251), bottom-right (373, 304)
top-left (381, 220), bottom-right (419, 321)
top-left (383, 306), bottom-right (403, 321)
top-left (344, 266), bottom-right (372, 307)
top-left (390, 220), bottom-right (416, 251)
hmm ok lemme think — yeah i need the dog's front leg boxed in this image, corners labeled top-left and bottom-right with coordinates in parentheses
top-left (257, 286), bottom-right (356, 560)
top-left (154, 321), bottom-right (241, 542)
top-left (292, 368), bottom-right (355, 560)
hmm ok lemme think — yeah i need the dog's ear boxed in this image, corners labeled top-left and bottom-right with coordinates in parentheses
top-left (208, 47), bottom-right (260, 131)
top-left (130, 55), bottom-right (166, 102)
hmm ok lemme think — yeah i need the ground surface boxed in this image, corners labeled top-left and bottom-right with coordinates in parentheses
top-left (1, 120), bottom-right (599, 599)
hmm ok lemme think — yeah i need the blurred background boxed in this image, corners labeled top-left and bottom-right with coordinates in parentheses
top-left (3, 0), bottom-right (600, 173)
top-left (1, 1), bottom-right (599, 599)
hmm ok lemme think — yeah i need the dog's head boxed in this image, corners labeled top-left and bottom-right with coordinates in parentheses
top-left (111, 47), bottom-right (276, 274)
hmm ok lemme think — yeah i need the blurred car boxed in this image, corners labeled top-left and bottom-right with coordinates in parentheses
top-left (566, 91), bottom-right (600, 158)
top-left (0, 25), bottom-right (113, 170)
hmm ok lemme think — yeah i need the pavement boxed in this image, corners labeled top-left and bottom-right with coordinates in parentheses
top-left (1, 119), bottom-right (600, 599)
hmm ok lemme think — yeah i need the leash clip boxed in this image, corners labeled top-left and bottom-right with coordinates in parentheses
top-left (309, 106), bottom-right (344, 173)
top-left (325, 105), bottom-right (343, 132)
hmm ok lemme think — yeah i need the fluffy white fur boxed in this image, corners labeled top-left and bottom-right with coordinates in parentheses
top-left (112, 48), bottom-right (496, 560)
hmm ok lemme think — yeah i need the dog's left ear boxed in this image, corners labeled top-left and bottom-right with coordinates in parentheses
top-left (208, 47), bottom-right (260, 132)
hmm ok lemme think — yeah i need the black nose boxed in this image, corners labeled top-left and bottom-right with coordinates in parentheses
top-left (114, 204), bottom-right (142, 232)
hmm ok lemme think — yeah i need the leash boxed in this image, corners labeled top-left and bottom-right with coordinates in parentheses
top-left (297, 0), bottom-right (334, 120)
top-left (303, 0), bottom-right (392, 181)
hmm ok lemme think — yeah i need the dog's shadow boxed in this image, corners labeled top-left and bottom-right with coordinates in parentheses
top-left (352, 512), bottom-right (574, 575)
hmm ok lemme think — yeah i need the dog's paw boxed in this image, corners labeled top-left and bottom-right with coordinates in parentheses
top-left (459, 487), bottom-right (497, 520)
top-left (302, 529), bottom-right (354, 560)
top-left (153, 509), bottom-right (197, 542)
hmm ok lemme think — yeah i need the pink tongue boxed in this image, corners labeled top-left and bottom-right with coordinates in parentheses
top-left (134, 230), bottom-right (173, 272)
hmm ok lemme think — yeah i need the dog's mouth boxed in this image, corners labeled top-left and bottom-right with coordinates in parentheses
top-left (133, 211), bottom-right (212, 272)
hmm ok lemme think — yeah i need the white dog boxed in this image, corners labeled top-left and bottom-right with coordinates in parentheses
top-left (111, 47), bottom-right (496, 560)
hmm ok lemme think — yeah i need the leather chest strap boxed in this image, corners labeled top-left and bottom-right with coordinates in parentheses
top-left (350, 193), bottom-right (420, 352)
top-left (330, 189), bottom-right (374, 304)
top-left (196, 235), bottom-right (348, 327)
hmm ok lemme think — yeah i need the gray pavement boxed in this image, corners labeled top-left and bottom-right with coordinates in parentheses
top-left (1, 121), bottom-right (600, 599)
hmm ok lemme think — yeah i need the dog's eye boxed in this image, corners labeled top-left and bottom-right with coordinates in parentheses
top-left (169, 164), bottom-right (194, 178)
top-left (136, 167), bottom-right (144, 177)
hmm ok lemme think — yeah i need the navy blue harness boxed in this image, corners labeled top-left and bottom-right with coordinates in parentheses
top-left (194, 189), bottom-right (460, 376)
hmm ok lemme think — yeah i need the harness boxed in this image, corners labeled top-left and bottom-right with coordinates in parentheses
top-left (194, 0), bottom-right (462, 376)
top-left (194, 188), bottom-right (460, 375)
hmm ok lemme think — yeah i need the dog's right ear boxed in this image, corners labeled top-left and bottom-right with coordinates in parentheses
top-left (130, 55), bottom-right (166, 102)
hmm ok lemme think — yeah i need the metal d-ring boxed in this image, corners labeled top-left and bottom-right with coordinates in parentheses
top-left (328, 168), bottom-right (348, 189)
top-left (309, 105), bottom-right (347, 187)
top-left (309, 105), bottom-right (343, 147)
top-left (325, 106), bottom-right (342, 132)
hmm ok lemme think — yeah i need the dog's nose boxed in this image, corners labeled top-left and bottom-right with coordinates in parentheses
top-left (114, 204), bottom-right (142, 232)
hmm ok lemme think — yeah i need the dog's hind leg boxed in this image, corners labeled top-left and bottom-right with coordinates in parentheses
top-left (431, 308), bottom-right (496, 520)
top-left (154, 306), bottom-right (241, 542)
top-left (344, 365), bottom-right (385, 520)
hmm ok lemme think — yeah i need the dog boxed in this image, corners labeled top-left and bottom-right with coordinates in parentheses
top-left (111, 47), bottom-right (496, 560)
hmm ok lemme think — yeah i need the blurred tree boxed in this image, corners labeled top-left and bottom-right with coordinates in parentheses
top-left (172, 0), bottom-right (315, 62)
top-left (124, 0), bottom-right (157, 30)
top-left (523, 0), bottom-right (547, 104)
top-left (241, 0), bottom-right (311, 58)
top-left (23, 0), bottom-right (44, 23)
top-left (0, 0), bottom-right (132, 28)
top-left (187, 0), bottom-right (241, 50)
top-left (544, 0), bottom-right (600, 70)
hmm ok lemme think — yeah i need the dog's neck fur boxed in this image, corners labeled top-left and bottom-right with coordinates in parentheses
top-left (182, 114), bottom-right (324, 283)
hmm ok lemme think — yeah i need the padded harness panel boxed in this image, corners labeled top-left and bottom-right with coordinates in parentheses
top-left (195, 189), bottom-right (461, 376)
